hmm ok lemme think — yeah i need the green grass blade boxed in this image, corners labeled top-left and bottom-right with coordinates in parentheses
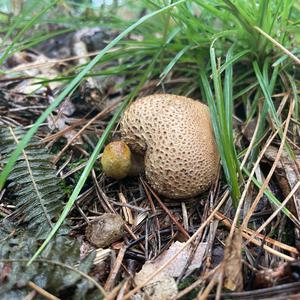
top-left (222, 0), bottom-right (255, 37)
top-left (233, 82), bottom-right (258, 100)
top-left (224, 46), bottom-right (234, 143)
top-left (272, 49), bottom-right (300, 67)
top-left (159, 45), bottom-right (189, 83)
top-left (200, 45), bottom-right (241, 207)
top-left (253, 61), bottom-right (294, 160)
top-left (200, 68), bottom-right (230, 182)
top-left (0, 0), bottom-right (40, 46)
top-left (218, 49), bottom-right (251, 75)
top-left (286, 73), bottom-right (299, 123)
top-left (253, 61), bottom-right (280, 127)
top-left (0, 0), bottom-right (59, 65)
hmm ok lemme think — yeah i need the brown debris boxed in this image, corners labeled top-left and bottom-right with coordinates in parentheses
top-left (253, 261), bottom-right (300, 289)
top-left (85, 213), bottom-right (125, 248)
top-left (223, 229), bottom-right (243, 292)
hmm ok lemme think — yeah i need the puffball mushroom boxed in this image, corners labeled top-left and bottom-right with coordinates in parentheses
top-left (101, 94), bottom-right (219, 199)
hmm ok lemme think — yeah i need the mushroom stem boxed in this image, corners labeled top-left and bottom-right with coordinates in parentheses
top-left (128, 152), bottom-right (144, 177)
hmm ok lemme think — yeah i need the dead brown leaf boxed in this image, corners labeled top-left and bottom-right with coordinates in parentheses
top-left (132, 241), bottom-right (207, 299)
top-left (134, 264), bottom-right (177, 300)
top-left (147, 241), bottom-right (206, 278)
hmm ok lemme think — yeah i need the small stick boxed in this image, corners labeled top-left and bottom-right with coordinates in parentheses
top-left (92, 170), bottom-right (112, 213)
top-left (116, 279), bottom-right (130, 300)
top-left (216, 212), bottom-right (298, 254)
top-left (254, 26), bottom-right (300, 65)
top-left (42, 119), bottom-right (87, 143)
top-left (242, 231), bottom-right (294, 262)
top-left (92, 173), bottom-right (143, 249)
top-left (104, 246), bottom-right (126, 291)
top-left (181, 202), bottom-right (189, 231)
top-left (215, 211), bottom-right (299, 255)
top-left (229, 121), bottom-right (285, 242)
top-left (224, 111), bottom-right (285, 251)
top-left (28, 281), bottom-right (60, 300)
top-left (215, 212), bottom-right (295, 261)
top-left (197, 272), bottom-right (219, 300)
top-left (105, 281), bottom-right (124, 300)
top-left (119, 192), bottom-right (134, 225)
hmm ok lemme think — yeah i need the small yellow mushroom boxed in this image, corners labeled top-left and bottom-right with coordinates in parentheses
top-left (101, 141), bottom-right (132, 180)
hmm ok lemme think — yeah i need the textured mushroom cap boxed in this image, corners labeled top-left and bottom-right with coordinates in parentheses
top-left (120, 94), bottom-right (219, 199)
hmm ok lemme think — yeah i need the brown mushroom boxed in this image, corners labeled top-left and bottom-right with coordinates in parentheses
top-left (101, 94), bottom-right (219, 199)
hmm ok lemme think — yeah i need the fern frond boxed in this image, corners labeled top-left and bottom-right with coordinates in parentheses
top-left (0, 127), bottom-right (64, 238)
top-left (0, 225), bottom-right (98, 299)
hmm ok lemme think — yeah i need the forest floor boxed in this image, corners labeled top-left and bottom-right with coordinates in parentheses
top-left (0, 1), bottom-right (300, 300)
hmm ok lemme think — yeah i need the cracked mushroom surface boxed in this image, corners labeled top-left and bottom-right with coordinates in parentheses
top-left (119, 93), bottom-right (219, 199)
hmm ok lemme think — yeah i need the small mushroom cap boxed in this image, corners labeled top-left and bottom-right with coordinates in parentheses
top-left (101, 141), bottom-right (132, 180)
top-left (120, 94), bottom-right (219, 199)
